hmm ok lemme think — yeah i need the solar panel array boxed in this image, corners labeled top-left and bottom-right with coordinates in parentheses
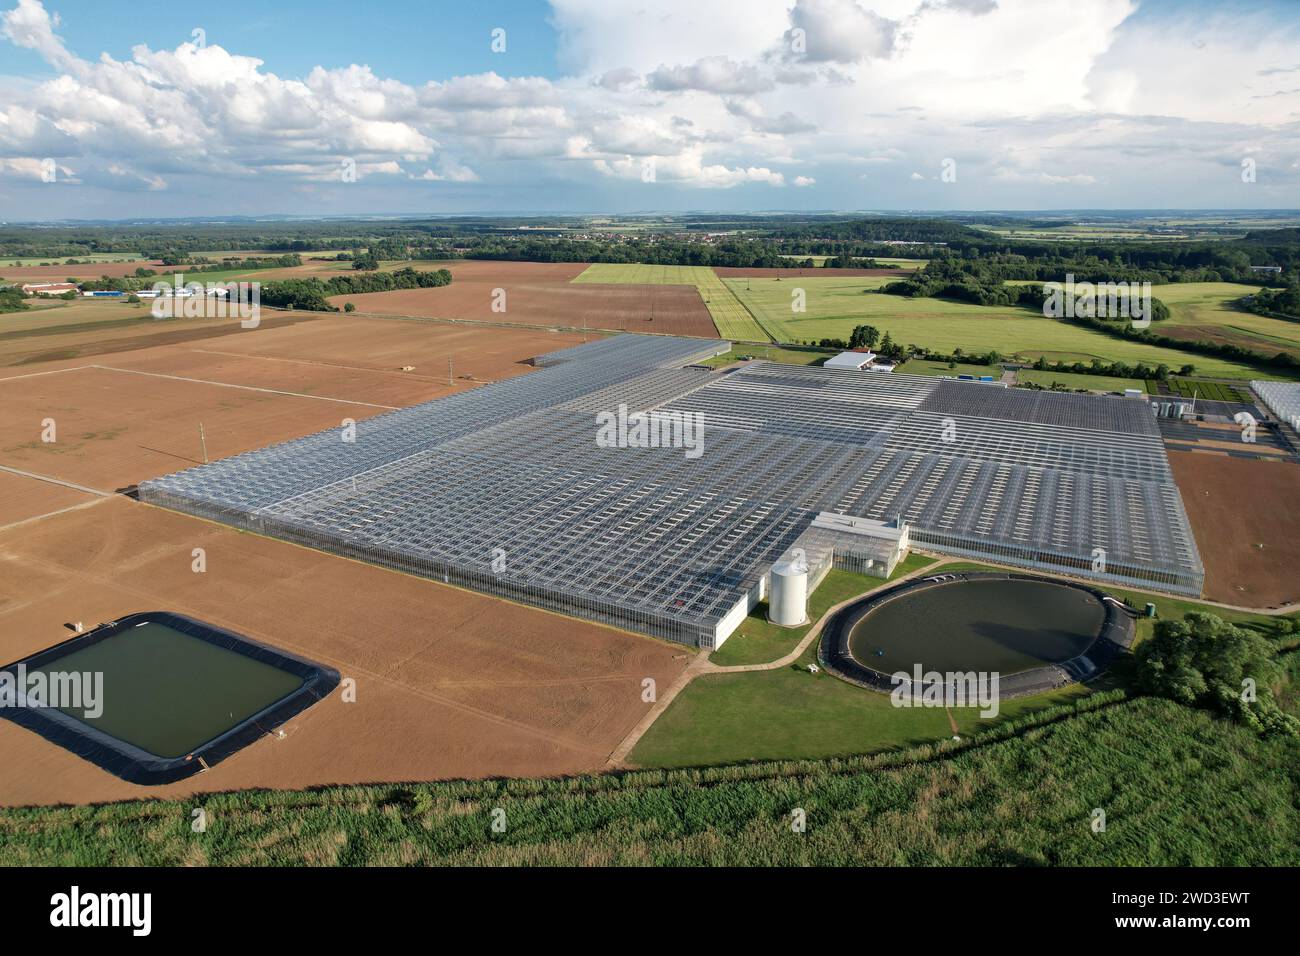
top-left (141, 336), bottom-right (1204, 647)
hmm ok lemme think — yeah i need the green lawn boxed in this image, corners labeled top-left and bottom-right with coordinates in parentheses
top-left (1015, 369), bottom-right (1147, 392)
top-left (723, 276), bottom-right (1287, 379)
top-left (896, 358), bottom-right (1001, 378)
top-left (696, 345), bottom-right (831, 368)
top-left (572, 263), bottom-right (770, 341)
top-left (630, 652), bottom-right (1092, 769)
top-left (709, 555), bottom-right (936, 667)
top-left (633, 554), bottom-right (1299, 770)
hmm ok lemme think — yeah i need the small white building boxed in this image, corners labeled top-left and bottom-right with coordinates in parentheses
top-left (824, 350), bottom-right (877, 370)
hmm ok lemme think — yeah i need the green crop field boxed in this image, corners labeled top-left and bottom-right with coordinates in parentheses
top-left (572, 263), bottom-right (771, 341)
top-left (1155, 282), bottom-right (1300, 355)
top-left (5, 691), bottom-right (1293, 865)
top-left (724, 276), bottom-right (1289, 380)
top-left (1157, 378), bottom-right (1251, 402)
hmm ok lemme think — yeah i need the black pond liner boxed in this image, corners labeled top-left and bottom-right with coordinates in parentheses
top-left (0, 611), bottom-right (340, 786)
top-left (818, 571), bottom-right (1136, 700)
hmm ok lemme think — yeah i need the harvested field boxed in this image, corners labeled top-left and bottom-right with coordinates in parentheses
top-left (1169, 452), bottom-right (1300, 606)
top-left (96, 323), bottom-right (584, 409)
top-left (328, 260), bottom-right (717, 338)
top-left (0, 317), bottom-right (589, 489)
top-left (0, 365), bottom-right (393, 491)
top-left (572, 263), bottom-right (765, 340)
top-left (0, 301), bottom-right (329, 368)
top-left (0, 498), bottom-right (689, 807)
top-left (0, 260), bottom-right (164, 280)
top-left (0, 470), bottom-right (101, 528)
top-left (712, 266), bottom-right (912, 278)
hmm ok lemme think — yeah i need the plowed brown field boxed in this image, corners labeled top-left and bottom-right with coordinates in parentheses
top-left (1169, 451), bottom-right (1300, 606)
top-left (0, 499), bottom-right (688, 807)
top-left (0, 305), bottom-right (684, 807)
top-left (328, 260), bottom-right (717, 337)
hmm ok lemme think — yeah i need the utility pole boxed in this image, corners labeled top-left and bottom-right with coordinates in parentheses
top-left (199, 422), bottom-right (208, 463)
top-left (448, 356), bottom-right (453, 386)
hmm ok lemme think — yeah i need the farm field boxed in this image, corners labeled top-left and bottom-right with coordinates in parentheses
top-left (0, 362), bottom-right (388, 490)
top-left (1158, 378), bottom-right (1251, 402)
top-left (1154, 282), bottom-right (1300, 356)
top-left (1015, 369), bottom-right (1147, 392)
top-left (1169, 452), bottom-right (1300, 606)
top-left (0, 315), bottom-right (589, 489)
top-left (0, 299), bottom-right (334, 367)
top-left (0, 260), bottom-right (165, 280)
top-left (0, 308), bottom-right (669, 809)
top-left (2, 693), bottom-right (1296, 865)
top-left (725, 276), bottom-right (1289, 379)
top-left (328, 260), bottom-right (718, 338)
top-left (0, 498), bottom-right (687, 808)
top-left (0, 469), bottom-right (99, 528)
top-left (572, 263), bottom-right (767, 340)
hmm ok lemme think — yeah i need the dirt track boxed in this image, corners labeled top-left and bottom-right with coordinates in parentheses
top-left (1170, 451), bottom-right (1300, 606)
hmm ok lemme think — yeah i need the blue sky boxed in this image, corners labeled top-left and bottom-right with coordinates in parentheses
top-left (0, 0), bottom-right (563, 85)
top-left (1, 0), bottom-right (1298, 219)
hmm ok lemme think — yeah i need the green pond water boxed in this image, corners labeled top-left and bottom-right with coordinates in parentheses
top-left (33, 622), bottom-right (304, 759)
top-left (848, 578), bottom-right (1106, 675)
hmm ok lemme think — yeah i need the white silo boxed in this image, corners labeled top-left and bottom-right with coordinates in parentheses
top-left (768, 557), bottom-right (809, 627)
